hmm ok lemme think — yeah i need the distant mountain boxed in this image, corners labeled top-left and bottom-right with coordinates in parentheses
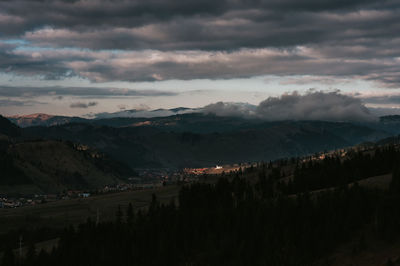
top-left (7, 108), bottom-right (200, 128)
top-left (23, 114), bottom-right (391, 169)
top-left (0, 117), bottom-right (135, 195)
top-left (92, 113), bottom-right (263, 131)
top-left (10, 110), bottom-right (400, 134)
top-left (93, 107), bottom-right (200, 119)
top-left (7, 112), bottom-right (399, 170)
top-left (7, 113), bottom-right (88, 128)
top-left (360, 115), bottom-right (400, 135)
top-left (380, 115), bottom-right (400, 123)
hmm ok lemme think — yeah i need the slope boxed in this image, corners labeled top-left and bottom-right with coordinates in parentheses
top-left (23, 117), bottom-right (391, 169)
top-left (0, 116), bottom-right (135, 195)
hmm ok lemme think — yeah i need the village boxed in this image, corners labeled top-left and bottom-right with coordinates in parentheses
top-left (0, 163), bottom-right (237, 208)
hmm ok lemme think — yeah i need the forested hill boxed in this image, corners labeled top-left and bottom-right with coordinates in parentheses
top-left (23, 116), bottom-right (390, 169)
top-left (0, 116), bottom-right (20, 138)
top-left (0, 116), bottom-right (135, 195)
top-left (3, 143), bottom-right (400, 266)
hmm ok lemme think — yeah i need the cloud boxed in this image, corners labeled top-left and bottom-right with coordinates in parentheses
top-left (256, 91), bottom-right (375, 122)
top-left (0, 0), bottom-right (394, 44)
top-left (17, 8), bottom-right (400, 52)
top-left (0, 99), bottom-right (45, 106)
top-left (52, 95), bottom-right (64, 100)
top-left (0, 85), bottom-right (177, 98)
top-left (88, 91), bottom-right (378, 121)
top-left (361, 95), bottom-right (400, 105)
top-left (117, 104), bottom-right (128, 110)
top-left (94, 106), bottom-right (199, 119)
top-left (0, 0), bottom-right (399, 88)
top-left (70, 101), bottom-right (98, 108)
top-left (1, 46), bottom-right (398, 87)
top-left (132, 104), bottom-right (151, 111)
top-left (117, 103), bottom-right (149, 111)
top-left (204, 91), bottom-right (377, 122)
top-left (203, 102), bottom-right (256, 118)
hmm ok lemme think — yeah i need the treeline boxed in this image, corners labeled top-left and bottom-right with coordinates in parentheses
top-left (3, 174), bottom-right (400, 265)
top-left (289, 147), bottom-right (400, 194)
top-left (254, 146), bottom-right (400, 196)
top-left (2, 146), bottom-right (400, 265)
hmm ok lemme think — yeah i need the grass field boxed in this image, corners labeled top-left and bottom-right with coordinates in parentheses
top-left (0, 185), bottom-right (181, 235)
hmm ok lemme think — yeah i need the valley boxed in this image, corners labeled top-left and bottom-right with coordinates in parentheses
top-left (2, 1), bottom-right (399, 264)
top-left (2, 112), bottom-right (400, 265)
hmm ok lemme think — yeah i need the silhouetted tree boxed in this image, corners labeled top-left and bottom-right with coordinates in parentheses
top-left (1, 247), bottom-right (15, 266)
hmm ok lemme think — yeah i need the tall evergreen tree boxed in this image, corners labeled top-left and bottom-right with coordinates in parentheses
top-left (126, 203), bottom-right (134, 226)
top-left (1, 247), bottom-right (15, 266)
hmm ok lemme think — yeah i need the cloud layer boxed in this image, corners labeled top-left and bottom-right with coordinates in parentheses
top-left (0, 0), bottom-right (399, 87)
top-left (204, 91), bottom-right (376, 122)
top-left (0, 85), bottom-right (176, 98)
top-left (1, 45), bottom-right (398, 86)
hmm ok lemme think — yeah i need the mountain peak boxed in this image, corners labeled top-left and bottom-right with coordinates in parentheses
top-left (9, 113), bottom-right (55, 120)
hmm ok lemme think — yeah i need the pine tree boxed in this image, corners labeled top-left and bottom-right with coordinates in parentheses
top-left (126, 203), bottom-right (134, 226)
top-left (390, 165), bottom-right (400, 194)
top-left (1, 247), bottom-right (15, 266)
top-left (26, 242), bottom-right (36, 262)
top-left (116, 205), bottom-right (123, 224)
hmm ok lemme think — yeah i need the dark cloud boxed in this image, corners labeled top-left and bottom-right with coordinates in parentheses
top-left (17, 8), bottom-right (400, 51)
top-left (0, 0), bottom-right (398, 51)
top-left (203, 102), bottom-right (256, 118)
top-left (204, 91), bottom-right (377, 122)
top-left (0, 0), bottom-right (399, 87)
top-left (255, 91), bottom-right (375, 122)
top-left (0, 0), bottom-right (380, 36)
top-left (0, 85), bottom-right (177, 98)
top-left (53, 95), bottom-right (64, 100)
top-left (0, 98), bottom-right (45, 106)
top-left (1, 45), bottom-right (397, 85)
top-left (70, 101), bottom-right (98, 108)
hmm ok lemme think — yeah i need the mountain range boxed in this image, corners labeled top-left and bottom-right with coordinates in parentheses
top-left (8, 108), bottom-right (199, 127)
top-left (3, 110), bottom-right (400, 194)
top-left (18, 113), bottom-right (396, 169)
top-left (5, 110), bottom-right (400, 169)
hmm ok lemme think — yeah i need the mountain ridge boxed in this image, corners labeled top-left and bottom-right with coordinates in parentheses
top-left (22, 116), bottom-right (391, 169)
top-left (0, 115), bottom-right (135, 195)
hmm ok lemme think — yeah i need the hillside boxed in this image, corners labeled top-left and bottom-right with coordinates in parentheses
top-left (2, 143), bottom-right (400, 266)
top-left (0, 116), bottom-right (135, 195)
top-left (1, 138), bottom-right (400, 266)
top-left (0, 140), bottom-right (135, 195)
top-left (0, 115), bottom-right (21, 138)
top-left (10, 111), bottom-right (400, 134)
top-left (23, 115), bottom-right (391, 169)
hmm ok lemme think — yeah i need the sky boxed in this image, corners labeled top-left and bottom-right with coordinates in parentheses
top-left (0, 0), bottom-right (400, 117)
